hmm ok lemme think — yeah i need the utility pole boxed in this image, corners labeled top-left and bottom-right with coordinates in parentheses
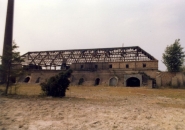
top-left (1, 0), bottom-right (14, 83)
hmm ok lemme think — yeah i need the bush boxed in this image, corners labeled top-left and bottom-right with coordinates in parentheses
top-left (40, 69), bottom-right (72, 97)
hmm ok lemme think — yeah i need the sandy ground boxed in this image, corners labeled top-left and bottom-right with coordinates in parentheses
top-left (0, 86), bottom-right (185, 130)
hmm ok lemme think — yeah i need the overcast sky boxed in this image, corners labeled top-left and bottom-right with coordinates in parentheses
top-left (0, 0), bottom-right (185, 71)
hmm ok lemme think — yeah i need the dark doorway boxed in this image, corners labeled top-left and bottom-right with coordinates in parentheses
top-left (24, 77), bottom-right (30, 83)
top-left (126, 77), bottom-right (140, 87)
top-left (78, 78), bottom-right (84, 85)
top-left (94, 78), bottom-right (100, 86)
top-left (95, 65), bottom-right (98, 69)
top-left (109, 77), bottom-right (117, 86)
top-left (80, 65), bottom-right (84, 69)
top-left (35, 77), bottom-right (40, 83)
top-left (152, 79), bottom-right (156, 88)
top-left (10, 76), bottom-right (16, 83)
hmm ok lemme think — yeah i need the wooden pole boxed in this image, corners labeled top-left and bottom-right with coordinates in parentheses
top-left (2, 0), bottom-right (14, 85)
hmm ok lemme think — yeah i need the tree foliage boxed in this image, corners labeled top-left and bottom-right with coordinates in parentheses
top-left (0, 41), bottom-right (24, 94)
top-left (162, 39), bottom-right (185, 72)
top-left (40, 69), bottom-right (72, 97)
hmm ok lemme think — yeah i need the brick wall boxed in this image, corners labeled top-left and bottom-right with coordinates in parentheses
top-left (18, 69), bottom-right (159, 87)
top-left (156, 72), bottom-right (185, 87)
top-left (70, 61), bottom-right (158, 71)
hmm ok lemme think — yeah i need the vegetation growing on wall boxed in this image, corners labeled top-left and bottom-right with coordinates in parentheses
top-left (40, 69), bottom-right (72, 97)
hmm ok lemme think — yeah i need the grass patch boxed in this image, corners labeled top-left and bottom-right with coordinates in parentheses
top-left (0, 84), bottom-right (185, 100)
top-left (0, 83), bottom-right (42, 96)
top-left (67, 86), bottom-right (185, 100)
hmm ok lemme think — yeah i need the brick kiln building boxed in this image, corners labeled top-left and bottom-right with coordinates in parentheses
top-left (19, 46), bottom-right (159, 87)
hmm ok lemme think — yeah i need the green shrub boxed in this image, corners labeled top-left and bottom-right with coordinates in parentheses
top-left (40, 69), bottom-right (72, 97)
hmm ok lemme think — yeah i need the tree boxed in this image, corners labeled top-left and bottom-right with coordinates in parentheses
top-left (0, 41), bottom-right (24, 95)
top-left (40, 69), bottom-right (73, 97)
top-left (162, 39), bottom-right (185, 72)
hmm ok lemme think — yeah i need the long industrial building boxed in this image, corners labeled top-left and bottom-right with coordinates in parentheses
top-left (18, 46), bottom-right (159, 87)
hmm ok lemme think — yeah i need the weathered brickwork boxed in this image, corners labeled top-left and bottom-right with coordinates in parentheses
top-left (71, 61), bottom-right (158, 71)
top-left (156, 72), bottom-right (185, 87)
top-left (18, 46), bottom-right (185, 88)
top-left (18, 63), bottom-right (185, 88)
top-left (18, 69), bottom-right (158, 87)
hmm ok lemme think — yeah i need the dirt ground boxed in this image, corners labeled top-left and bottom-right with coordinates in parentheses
top-left (0, 86), bottom-right (185, 130)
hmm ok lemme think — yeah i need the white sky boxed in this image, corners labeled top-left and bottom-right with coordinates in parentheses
top-left (0, 0), bottom-right (185, 71)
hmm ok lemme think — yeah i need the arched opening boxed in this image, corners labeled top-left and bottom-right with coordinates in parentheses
top-left (109, 77), bottom-right (118, 86)
top-left (24, 77), bottom-right (30, 83)
top-left (126, 77), bottom-right (140, 87)
top-left (35, 77), bottom-right (40, 83)
top-left (78, 78), bottom-right (84, 85)
top-left (94, 78), bottom-right (100, 86)
top-left (152, 79), bottom-right (156, 88)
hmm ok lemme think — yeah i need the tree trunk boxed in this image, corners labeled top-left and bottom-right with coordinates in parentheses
top-left (4, 64), bottom-right (11, 95)
top-left (5, 77), bottom-right (10, 95)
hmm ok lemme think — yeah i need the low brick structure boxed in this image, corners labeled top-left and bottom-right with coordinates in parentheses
top-left (156, 72), bottom-right (185, 88)
top-left (18, 46), bottom-right (185, 87)
top-left (18, 46), bottom-right (162, 88)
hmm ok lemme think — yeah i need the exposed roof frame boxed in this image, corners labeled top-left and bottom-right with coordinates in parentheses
top-left (21, 46), bottom-right (157, 66)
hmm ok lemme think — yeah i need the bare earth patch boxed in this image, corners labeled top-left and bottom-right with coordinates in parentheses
top-left (0, 86), bottom-right (185, 130)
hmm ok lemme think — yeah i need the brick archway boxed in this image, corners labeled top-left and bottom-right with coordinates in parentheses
top-left (94, 78), bottom-right (100, 86)
top-left (78, 78), bottom-right (84, 85)
top-left (126, 77), bottom-right (140, 87)
top-left (109, 77), bottom-right (118, 86)
top-left (24, 77), bottom-right (30, 83)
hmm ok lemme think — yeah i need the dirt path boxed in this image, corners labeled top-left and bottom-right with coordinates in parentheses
top-left (0, 87), bottom-right (185, 130)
